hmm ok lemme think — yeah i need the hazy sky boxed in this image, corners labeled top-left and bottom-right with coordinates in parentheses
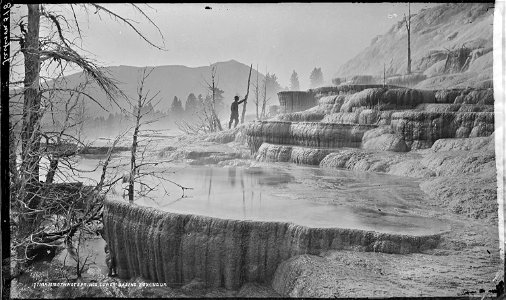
top-left (18, 3), bottom-right (439, 90)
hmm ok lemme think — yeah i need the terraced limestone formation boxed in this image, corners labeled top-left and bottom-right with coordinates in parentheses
top-left (103, 198), bottom-right (443, 290)
top-left (246, 85), bottom-right (497, 225)
top-left (247, 87), bottom-right (494, 153)
top-left (241, 85), bottom-right (499, 296)
top-left (100, 83), bottom-right (497, 296)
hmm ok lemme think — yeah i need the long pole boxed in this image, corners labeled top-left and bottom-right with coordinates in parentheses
top-left (241, 64), bottom-right (253, 124)
top-left (383, 62), bottom-right (386, 87)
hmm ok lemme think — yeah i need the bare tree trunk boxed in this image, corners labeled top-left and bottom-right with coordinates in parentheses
top-left (45, 159), bottom-right (59, 184)
top-left (19, 4), bottom-right (42, 233)
top-left (9, 119), bottom-right (19, 198)
top-left (261, 80), bottom-right (267, 119)
top-left (212, 74), bottom-right (217, 131)
top-left (209, 66), bottom-right (222, 131)
top-left (212, 110), bottom-right (222, 131)
top-left (129, 104), bottom-right (141, 203)
top-left (383, 62), bottom-right (386, 87)
top-left (405, 3), bottom-right (412, 75)
top-left (240, 64), bottom-right (252, 124)
top-left (255, 65), bottom-right (259, 119)
top-left (407, 28), bottom-right (411, 74)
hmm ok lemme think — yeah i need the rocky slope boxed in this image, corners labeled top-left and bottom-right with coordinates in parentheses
top-left (335, 3), bottom-right (494, 89)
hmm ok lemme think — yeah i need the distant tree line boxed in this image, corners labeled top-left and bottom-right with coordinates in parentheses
top-left (288, 67), bottom-right (326, 91)
top-left (81, 90), bottom-right (225, 135)
top-left (81, 68), bottom-right (290, 137)
top-left (59, 66), bottom-right (330, 137)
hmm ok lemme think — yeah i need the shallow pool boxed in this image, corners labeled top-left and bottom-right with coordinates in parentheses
top-left (128, 163), bottom-right (450, 236)
top-left (53, 152), bottom-right (450, 236)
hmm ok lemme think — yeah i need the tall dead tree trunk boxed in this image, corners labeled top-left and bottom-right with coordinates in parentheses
top-left (240, 64), bottom-right (253, 124)
top-left (9, 4), bottom-right (167, 277)
top-left (19, 4), bottom-right (42, 233)
top-left (255, 65), bottom-right (259, 119)
top-left (210, 67), bottom-right (223, 131)
top-left (261, 78), bottom-right (267, 119)
top-left (405, 3), bottom-right (412, 75)
top-left (129, 93), bottom-right (142, 203)
top-left (45, 159), bottom-right (58, 184)
top-left (383, 62), bottom-right (386, 87)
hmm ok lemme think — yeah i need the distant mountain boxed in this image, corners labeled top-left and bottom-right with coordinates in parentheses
top-left (335, 3), bottom-right (493, 89)
top-left (55, 59), bottom-right (267, 118)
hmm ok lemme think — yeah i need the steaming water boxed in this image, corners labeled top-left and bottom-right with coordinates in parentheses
top-left (67, 153), bottom-right (450, 236)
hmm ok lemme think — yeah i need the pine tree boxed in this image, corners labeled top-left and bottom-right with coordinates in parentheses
top-left (211, 87), bottom-right (225, 114)
top-left (290, 70), bottom-right (300, 91)
top-left (258, 72), bottom-right (282, 119)
top-left (265, 73), bottom-right (282, 98)
top-left (171, 96), bottom-right (184, 116)
top-left (185, 93), bottom-right (199, 117)
top-left (309, 67), bottom-right (324, 88)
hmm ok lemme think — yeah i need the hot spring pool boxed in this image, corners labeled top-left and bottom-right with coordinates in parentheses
top-left (126, 163), bottom-right (451, 236)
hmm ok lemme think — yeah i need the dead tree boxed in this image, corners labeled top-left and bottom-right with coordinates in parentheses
top-left (18, 4), bottom-right (42, 239)
top-left (404, 2), bottom-right (412, 74)
top-left (42, 81), bottom-right (89, 184)
top-left (176, 95), bottom-right (218, 135)
top-left (383, 62), bottom-right (386, 87)
top-left (202, 65), bottom-right (223, 132)
top-left (8, 3), bottom-right (166, 275)
top-left (177, 65), bottom-right (231, 134)
top-left (260, 77), bottom-right (269, 120)
top-left (125, 68), bottom-right (192, 203)
top-left (254, 64), bottom-right (260, 119)
top-left (128, 68), bottom-right (160, 203)
top-left (240, 64), bottom-right (253, 124)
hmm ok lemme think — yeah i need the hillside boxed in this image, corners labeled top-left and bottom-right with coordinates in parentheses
top-left (48, 60), bottom-right (267, 119)
top-left (335, 3), bottom-right (494, 89)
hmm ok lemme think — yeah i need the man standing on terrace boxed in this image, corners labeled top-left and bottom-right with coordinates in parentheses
top-left (229, 95), bottom-right (247, 129)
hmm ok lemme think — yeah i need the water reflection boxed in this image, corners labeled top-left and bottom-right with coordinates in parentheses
top-left (207, 168), bottom-right (212, 207)
top-left (228, 167), bottom-right (236, 187)
top-left (70, 155), bottom-right (448, 235)
top-left (133, 165), bottom-right (448, 235)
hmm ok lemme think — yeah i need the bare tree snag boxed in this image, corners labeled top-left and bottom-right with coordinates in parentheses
top-left (404, 3), bottom-right (412, 75)
top-left (9, 3), bottom-right (167, 276)
top-left (241, 64), bottom-right (253, 124)
top-left (255, 64), bottom-right (259, 119)
top-left (261, 74), bottom-right (268, 119)
top-left (19, 4), bottom-right (42, 236)
top-left (210, 66), bottom-right (222, 131)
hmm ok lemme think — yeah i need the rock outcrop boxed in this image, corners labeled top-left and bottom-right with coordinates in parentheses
top-left (103, 198), bottom-right (442, 290)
